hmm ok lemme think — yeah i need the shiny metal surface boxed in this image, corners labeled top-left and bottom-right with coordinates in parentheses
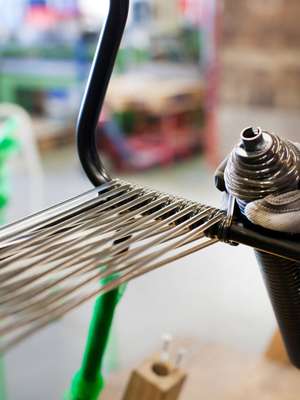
top-left (224, 127), bottom-right (300, 369)
top-left (0, 179), bottom-right (223, 352)
top-left (224, 130), bottom-right (300, 211)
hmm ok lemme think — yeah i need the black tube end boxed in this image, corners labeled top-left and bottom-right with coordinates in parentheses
top-left (241, 127), bottom-right (264, 152)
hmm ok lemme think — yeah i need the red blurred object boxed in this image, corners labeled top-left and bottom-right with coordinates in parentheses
top-left (179, 0), bottom-right (189, 13)
top-left (126, 134), bottom-right (174, 171)
top-left (97, 108), bottom-right (204, 172)
top-left (25, 3), bottom-right (79, 27)
top-left (160, 114), bottom-right (201, 160)
top-left (202, 1), bottom-right (222, 167)
top-left (98, 129), bottom-right (174, 172)
top-left (25, 6), bottom-right (58, 27)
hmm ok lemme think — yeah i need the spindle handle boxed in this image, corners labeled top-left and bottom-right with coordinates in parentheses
top-left (77, 0), bottom-right (130, 186)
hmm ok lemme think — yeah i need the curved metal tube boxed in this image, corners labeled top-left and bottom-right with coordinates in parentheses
top-left (75, 4), bottom-right (130, 396)
top-left (77, 0), bottom-right (130, 186)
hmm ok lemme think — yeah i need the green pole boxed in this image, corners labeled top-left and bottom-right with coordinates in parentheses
top-left (66, 279), bottom-right (125, 400)
top-left (0, 357), bottom-right (7, 400)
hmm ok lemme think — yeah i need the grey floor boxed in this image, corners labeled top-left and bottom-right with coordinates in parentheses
top-left (4, 104), bottom-right (298, 399)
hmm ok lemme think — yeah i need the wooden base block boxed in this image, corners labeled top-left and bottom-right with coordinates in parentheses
top-left (122, 355), bottom-right (186, 400)
top-left (265, 330), bottom-right (290, 366)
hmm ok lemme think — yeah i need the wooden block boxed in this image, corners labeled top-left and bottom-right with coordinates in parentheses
top-left (122, 355), bottom-right (187, 400)
top-left (265, 330), bottom-right (290, 366)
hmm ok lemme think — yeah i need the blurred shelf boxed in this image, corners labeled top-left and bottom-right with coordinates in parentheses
top-left (32, 117), bottom-right (74, 151)
top-left (0, 57), bottom-right (86, 103)
top-left (107, 63), bottom-right (204, 116)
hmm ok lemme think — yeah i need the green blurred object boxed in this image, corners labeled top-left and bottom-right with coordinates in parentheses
top-left (0, 116), bottom-right (19, 399)
top-left (179, 26), bottom-right (203, 63)
top-left (0, 118), bottom-right (20, 223)
top-left (66, 278), bottom-right (126, 400)
top-left (115, 47), bottom-right (150, 73)
top-left (1, 43), bottom-right (95, 61)
top-left (115, 110), bottom-right (137, 135)
top-left (0, 358), bottom-right (6, 400)
top-left (0, 118), bottom-right (19, 163)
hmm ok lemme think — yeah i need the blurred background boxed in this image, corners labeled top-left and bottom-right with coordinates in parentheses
top-left (0, 0), bottom-right (299, 398)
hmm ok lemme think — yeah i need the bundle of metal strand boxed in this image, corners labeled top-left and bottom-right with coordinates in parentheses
top-left (0, 179), bottom-right (224, 352)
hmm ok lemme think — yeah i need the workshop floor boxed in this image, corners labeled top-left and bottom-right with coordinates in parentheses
top-left (5, 105), bottom-right (296, 400)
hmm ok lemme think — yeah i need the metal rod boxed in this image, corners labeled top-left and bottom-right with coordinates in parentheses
top-left (76, 0), bottom-right (130, 185)
top-left (0, 237), bottom-right (219, 353)
top-left (0, 179), bottom-right (299, 352)
top-left (226, 223), bottom-right (300, 262)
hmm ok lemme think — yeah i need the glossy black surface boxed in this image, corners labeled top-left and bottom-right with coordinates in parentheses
top-left (77, 0), bottom-right (130, 186)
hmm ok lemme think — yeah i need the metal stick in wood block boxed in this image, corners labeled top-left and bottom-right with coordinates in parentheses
top-left (123, 338), bottom-right (187, 400)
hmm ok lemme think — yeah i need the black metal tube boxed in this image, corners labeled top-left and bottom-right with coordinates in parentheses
top-left (228, 229), bottom-right (300, 367)
top-left (226, 223), bottom-right (300, 263)
top-left (76, 0), bottom-right (130, 186)
top-left (256, 252), bottom-right (300, 368)
top-left (225, 221), bottom-right (300, 366)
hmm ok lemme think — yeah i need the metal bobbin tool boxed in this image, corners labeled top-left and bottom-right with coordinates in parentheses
top-left (0, 0), bottom-right (299, 377)
top-left (224, 126), bottom-right (300, 368)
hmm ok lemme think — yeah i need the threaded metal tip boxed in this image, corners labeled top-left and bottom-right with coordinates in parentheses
top-left (241, 127), bottom-right (263, 152)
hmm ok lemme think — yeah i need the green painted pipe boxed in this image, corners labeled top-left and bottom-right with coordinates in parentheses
top-left (0, 357), bottom-right (7, 400)
top-left (66, 278), bottom-right (125, 400)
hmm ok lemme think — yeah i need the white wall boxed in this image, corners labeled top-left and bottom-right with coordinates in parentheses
top-left (78, 0), bottom-right (109, 21)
